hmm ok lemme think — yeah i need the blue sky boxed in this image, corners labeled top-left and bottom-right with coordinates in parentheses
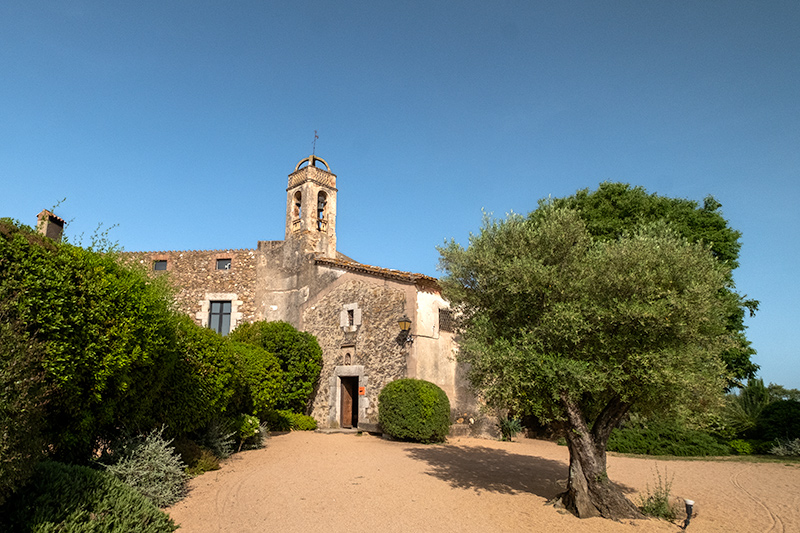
top-left (2, 1), bottom-right (798, 389)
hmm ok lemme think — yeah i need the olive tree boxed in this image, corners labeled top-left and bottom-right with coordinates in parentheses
top-left (438, 206), bottom-right (732, 519)
top-left (550, 182), bottom-right (758, 385)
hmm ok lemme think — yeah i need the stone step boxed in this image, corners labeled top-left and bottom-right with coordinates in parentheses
top-left (448, 424), bottom-right (472, 437)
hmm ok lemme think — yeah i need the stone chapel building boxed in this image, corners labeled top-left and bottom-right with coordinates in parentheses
top-left (122, 155), bottom-right (477, 433)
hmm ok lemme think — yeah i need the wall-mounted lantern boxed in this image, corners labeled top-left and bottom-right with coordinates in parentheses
top-left (398, 315), bottom-right (414, 346)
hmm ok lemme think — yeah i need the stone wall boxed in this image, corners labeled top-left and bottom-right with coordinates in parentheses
top-left (302, 274), bottom-right (410, 429)
top-left (121, 249), bottom-right (258, 329)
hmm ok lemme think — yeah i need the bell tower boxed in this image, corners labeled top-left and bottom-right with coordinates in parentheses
top-left (285, 155), bottom-right (337, 258)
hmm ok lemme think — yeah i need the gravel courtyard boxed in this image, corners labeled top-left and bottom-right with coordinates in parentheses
top-left (168, 431), bottom-right (799, 533)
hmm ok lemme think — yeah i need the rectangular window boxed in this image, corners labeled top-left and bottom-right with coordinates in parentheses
top-left (153, 260), bottom-right (167, 271)
top-left (209, 301), bottom-right (232, 335)
top-left (216, 258), bottom-right (231, 270)
top-left (439, 308), bottom-right (455, 333)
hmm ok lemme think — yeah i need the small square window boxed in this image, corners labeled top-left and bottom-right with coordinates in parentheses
top-left (153, 260), bottom-right (167, 271)
top-left (216, 258), bottom-right (232, 270)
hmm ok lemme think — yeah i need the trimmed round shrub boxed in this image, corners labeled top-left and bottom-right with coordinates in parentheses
top-left (0, 461), bottom-right (177, 532)
top-left (728, 438), bottom-right (754, 455)
top-left (728, 438), bottom-right (773, 455)
top-left (378, 379), bottom-right (451, 443)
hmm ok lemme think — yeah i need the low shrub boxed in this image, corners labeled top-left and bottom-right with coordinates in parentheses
top-left (187, 448), bottom-right (222, 476)
top-left (497, 417), bottom-right (523, 441)
top-left (378, 378), bottom-right (450, 443)
top-left (196, 418), bottom-right (237, 459)
top-left (770, 438), bottom-right (800, 457)
top-left (102, 427), bottom-right (188, 508)
top-left (234, 413), bottom-right (262, 451)
top-left (639, 467), bottom-right (676, 521)
top-left (0, 461), bottom-right (177, 532)
top-left (173, 439), bottom-right (220, 476)
top-left (262, 410), bottom-right (317, 431)
top-left (263, 409), bottom-right (293, 432)
top-left (728, 438), bottom-right (773, 455)
top-left (728, 439), bottom-right (754, 455)
top-left (291, 413), bottom-right (317, 431)
top-left (608, 422), bottom-right (730, 456)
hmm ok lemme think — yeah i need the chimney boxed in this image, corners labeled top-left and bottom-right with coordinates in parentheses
top-left (36, 210), bottom-right (65, 242)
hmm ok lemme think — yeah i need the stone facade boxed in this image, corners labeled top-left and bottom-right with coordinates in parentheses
top-left (122, 248), bottom-right (258, 331)
top-left (123, 155), bottom-right (479, 432)
top-left (303, 275), bottom-right (409, 430)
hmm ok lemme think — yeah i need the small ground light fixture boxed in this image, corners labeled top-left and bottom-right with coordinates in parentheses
top-left (682, 499), bottom-right (694, 530)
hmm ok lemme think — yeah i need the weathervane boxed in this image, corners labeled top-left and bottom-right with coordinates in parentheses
top-left (312, 130), bottom-right (319, 155)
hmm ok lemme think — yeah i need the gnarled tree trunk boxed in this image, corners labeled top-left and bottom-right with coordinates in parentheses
top-left (556, 393), bottom-right (643, 520)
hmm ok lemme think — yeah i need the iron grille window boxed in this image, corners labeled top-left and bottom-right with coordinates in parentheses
top-left (439, 308), bottom-right (455, 333)
top-left (209, 301), bottom-right (232, 335)
top-left (153, 260), bottom-right (167, 271)
top-left (216, 258), bottom-right (231, 270)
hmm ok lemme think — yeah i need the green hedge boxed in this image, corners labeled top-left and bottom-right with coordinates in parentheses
top-left (0, 313), bottom-right (48, 505)
top-left (228, 321), bottom-right (322, 413)
top-left (753, 400), bottom-right (800, 441)
top-left (0, 219), bottom-right (181, 462)
top-left (607, 422), bottom-right (731, 456)
top-left (378, 379), bottom-right (451, 443)
top-left (154, 317), bottom-right (239, 436)
top-left (0, 461), bottom-right (177, 532)
top-left (228, 341), bottom-right (283, 416)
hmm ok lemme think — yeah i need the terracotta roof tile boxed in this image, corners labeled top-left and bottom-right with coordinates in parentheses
top-left (314, 255), bottom-right (439, 287)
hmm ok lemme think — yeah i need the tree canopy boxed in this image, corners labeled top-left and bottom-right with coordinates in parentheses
top-left (549, 182), bottom-right (758, 384)
top-left (438, 200), bottom-right (737, 519)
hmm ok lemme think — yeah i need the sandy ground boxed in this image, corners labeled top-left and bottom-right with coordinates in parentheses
top-left (167, 431), bottom-right (799, 533)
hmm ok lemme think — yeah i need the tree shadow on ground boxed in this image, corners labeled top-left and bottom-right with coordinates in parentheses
top-left (404, 444), bottom-right (567, 498)
top-left (405, 443), bottom-right (639, 499)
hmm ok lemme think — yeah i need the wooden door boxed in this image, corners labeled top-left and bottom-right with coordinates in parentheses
top-left (340, 376), bottom-right (358, 428)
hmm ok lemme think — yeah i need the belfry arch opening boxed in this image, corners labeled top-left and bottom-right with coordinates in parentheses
top-left (293, 191), bottom-right (302, 219)
top-left (317, 192), bottom-right (328, 231)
